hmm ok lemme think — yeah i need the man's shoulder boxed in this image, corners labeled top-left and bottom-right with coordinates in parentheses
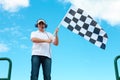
top-left (46, 31), bottom-right (52, 35)
top-left (31, 30), bottom-right (39, 33)
top-left (31, 31), bottom-right (39, 36)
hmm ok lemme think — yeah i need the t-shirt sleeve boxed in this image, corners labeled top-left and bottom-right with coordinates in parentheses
top-left (30, 32), bottom-right (37, 39)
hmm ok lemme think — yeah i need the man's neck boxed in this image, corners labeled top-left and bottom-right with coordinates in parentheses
top-left (39, 29), bottom-right (45, 33)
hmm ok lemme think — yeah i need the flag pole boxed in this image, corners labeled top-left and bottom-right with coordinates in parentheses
top-left (53, 5), bottom-right (72, 35)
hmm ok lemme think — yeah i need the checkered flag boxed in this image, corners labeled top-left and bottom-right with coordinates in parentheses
top-left (60, 5), bottom-right (108, 49)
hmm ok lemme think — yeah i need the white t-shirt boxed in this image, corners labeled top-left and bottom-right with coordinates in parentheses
top-left (30, 30), bottom-right (55, 58)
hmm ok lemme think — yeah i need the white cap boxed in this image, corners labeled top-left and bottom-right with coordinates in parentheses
top-left (35, 19), bottom-right (47, 28)
top-left (37, 19), bottom-right (46, 24)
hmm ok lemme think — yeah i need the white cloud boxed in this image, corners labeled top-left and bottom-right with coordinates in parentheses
top-left (0, 27), bottom-right (15, 32)
top-left (62, 0), bottom-right (120, 26)
top-left (0, 0), bottom-right (29, 12)
top-left (20, 36), bottom-right (28, 40)
top-left (0, 27), bottom-right (22, 36)
top-left (20, 44), bottom-right (28, 49)
top-left (0, 43), bottom-right (9, 52)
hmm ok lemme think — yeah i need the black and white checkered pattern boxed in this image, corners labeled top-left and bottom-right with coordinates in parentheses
top-left (61, 6), bottom-right (108, 49)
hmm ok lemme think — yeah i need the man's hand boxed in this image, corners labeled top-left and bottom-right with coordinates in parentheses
top-left (53, 28), bottom-right (59, 46)
top-left (55, 28), bottom-right (59, 34)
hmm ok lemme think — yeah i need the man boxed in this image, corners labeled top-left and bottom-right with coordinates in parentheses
top-left (30, 19), bottom-right (59, 80)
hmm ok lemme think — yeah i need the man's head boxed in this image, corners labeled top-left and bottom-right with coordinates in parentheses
top-left (35, 19), bottom-right (47, 28)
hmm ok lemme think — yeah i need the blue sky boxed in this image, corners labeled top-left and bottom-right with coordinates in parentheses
top-left (0, 0), bottom-right (120, 80)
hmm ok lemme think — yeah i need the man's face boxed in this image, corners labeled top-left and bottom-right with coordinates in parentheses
top-left (38, 22), bottom-right (45, 30)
